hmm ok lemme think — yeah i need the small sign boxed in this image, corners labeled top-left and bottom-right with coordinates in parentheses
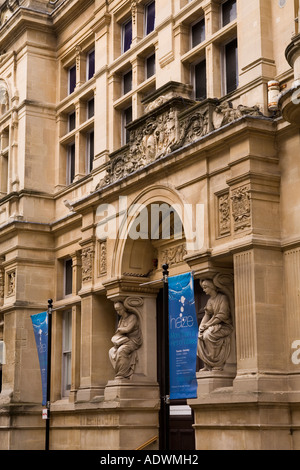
top-left (42, 409), bottom-right (48, 420)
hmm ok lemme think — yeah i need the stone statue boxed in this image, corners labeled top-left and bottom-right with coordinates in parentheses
top-left (109, 299), bottom-right (143, 379)
top-left (197, 279), bottom-right (233, 371)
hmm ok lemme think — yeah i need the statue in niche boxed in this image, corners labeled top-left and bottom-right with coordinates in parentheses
top-left (197, 279), bottom-right (233, 371)
top-left (109, 298), bottom-right (143, 380)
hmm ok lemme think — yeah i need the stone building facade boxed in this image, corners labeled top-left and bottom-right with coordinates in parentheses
top-left (0, 0), bottom-right (299, 450)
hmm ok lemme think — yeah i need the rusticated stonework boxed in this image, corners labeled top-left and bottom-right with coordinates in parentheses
top-left (96, 97), bottom-right (264, 191)
top-left (231, 185), bottom-right (251, 232)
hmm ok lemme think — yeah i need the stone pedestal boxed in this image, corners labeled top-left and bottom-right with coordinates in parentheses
top-left (195, 370), bottom-right (235, 394)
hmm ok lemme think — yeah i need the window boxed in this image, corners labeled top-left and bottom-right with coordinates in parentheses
top-left (87, 130), bottom-right (94, 173)
top-left (222, 0), bottom-right (237, 27)
top-left (191, 18), bottom-right (205, 48)
top-left (68, 65), bottom-right (76, 94)
top-left (62, 310), bottom-right (72, 396)
top-left (194, 59), bottom-right (207, 101)
top-left (67, 142), bottom-right (75, 184)
top-left (68, 111), bottom-right (76, 132)
top-left (122, 105), bottom-right (132, 145)
top-left (123, 69), bottom-right (132, 95)
top-left (224, 38), bottom-right (238, 94)
top-left (64, 258), bottom-right (73, 295)
top-left (145, 1), bottom-right (155, 35)
top-left (122, 18), bottom-right (132, 53)
top-left (87, 49), bottom-right (95, 80)
top-left (87, 97), bottom-right (94, 119)
top-left (146, 53), bottom-right (155, 79)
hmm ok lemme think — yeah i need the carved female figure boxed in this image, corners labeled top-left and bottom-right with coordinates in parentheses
top-left (109, 300), bottom-right (143, 379)
top-left (197, 279), bottom-right (233, 371)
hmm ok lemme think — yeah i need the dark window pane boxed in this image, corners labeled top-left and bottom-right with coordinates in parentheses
top-left (191, 18), bottom-right (205, 48)
top-left (222, 0), bottom-right (237, 27)
top-left (87, 50), bottom-right (95, 80)
top-left (88, 98), bottom-right (94, 119)
top-left (88, 131), bottom-right (94, 172)
top-left (69, 65), bottom-right (76, 94)
top-left (123, 106), bottom-right (132, 144)
top-left (195, 60), bottom-right (207, 101)
top-left (65, 258), bottom-right (72, 295)
top-left (146, 1), bottom-right (155, 35)
top-left (123, 19), bottom-right (132, 52)
top-left (68, 143), bottom-right (75, 183)
top-left (225, 38), bottom-right (238, 94)
top-left (146, 54), bottom-right (155, 79)
top-left (123, 70), bottom-right (132, 94)
top-left (68, 112), bottom-right (75, 131)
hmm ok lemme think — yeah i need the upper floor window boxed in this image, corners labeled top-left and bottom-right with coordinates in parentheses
top-left (66, 143), bottom-right (75, 185)
top-left (194, 59), bottom-right (207, 101)
top-left (87, 130), bottom-right (94, 173)
top-left (145, 1), bottom-right (155, 35)
top-left (64, 258), bottom-right (73, 295)
top-left (224, 37), bottom-right (238, 94)
top-left (87, 97), bottom-right (94, 119)
top-left (123, 69), bottom-right (132, 95)
top-left (122, 18), bottom-right (132, 53)
top-left (122, 105), bottom-right (132, 145)
top-left (146, 53), bottom-right (155, 79)
top-left (68, 111), bottom-right (76, 132)
top-left (68, 65), bottom-right (76, 95)
top-left (191, 18), bottom-right (205, 48)
top-left (222, 0), bottom-right (237, 27)
top-left (87, 49), bottom-right (95, 80)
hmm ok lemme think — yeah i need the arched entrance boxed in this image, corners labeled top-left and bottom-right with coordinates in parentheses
top-left (112, 186), bottom-right (201, 450)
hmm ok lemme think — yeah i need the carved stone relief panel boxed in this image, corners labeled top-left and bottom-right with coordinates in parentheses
top-left (160, 243), bottom-right (187, 267)
top-left (81, 247), bottom-right (94, 283)
top-left (98, 239), bottom-right (107, 276)
top-left (231, 185), bottom-right (251, 232)
top-left (96, 95), bottom-right (265, 192)
top-left (217, 191), bottom-right (231, 237)
top-left (7, 270), bottom-right (15, 296)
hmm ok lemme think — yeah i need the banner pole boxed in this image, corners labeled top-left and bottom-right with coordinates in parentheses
top-left (160, 264), bottom-right (170, 451)
top-left (45, 298), bottom-right (53, 451)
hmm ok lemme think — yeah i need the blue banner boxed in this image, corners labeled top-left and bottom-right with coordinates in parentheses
top-left (168, 272), bottom-right (198, 399)
top-left (31, 312), bottom-right (48, 406)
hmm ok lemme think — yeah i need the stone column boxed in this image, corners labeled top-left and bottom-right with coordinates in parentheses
top-left (233, 247), bottom-right (285, 392)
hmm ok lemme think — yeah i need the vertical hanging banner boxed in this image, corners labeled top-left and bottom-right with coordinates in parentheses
top-left (31, 311), bottom-right (48, 406)
top-left (168, 272), bottom-right (198, 399)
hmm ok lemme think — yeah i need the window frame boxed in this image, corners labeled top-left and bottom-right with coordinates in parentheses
top-left (190, 17), bottom-right (205, 50)
top-left (145, 1), bottom-right (155, 36)
top-left (62, 309), bottom-right (72, 397)
top-left (122, 17), bottom-right (133, 54)
top-left (122, 105), bottom-right (132, 146)
top-left (86, 48), bottom-right (95, 81)
top-left (86, 129), bottom-right (94, 173)
top-left (122, 68), bottom-right (133, 95)
top-left (68, 64), bottom-right (76, 95)
top-left (222, 36), bottom-right (238, 96)
top-left (145, 52), bottom-right (156, 80)
top-left (66, 142), bottom-right (75, 185)
top-left (192, 57), bottom-right (207, 101)
top-left (221, 0), bottom-right (237, 28)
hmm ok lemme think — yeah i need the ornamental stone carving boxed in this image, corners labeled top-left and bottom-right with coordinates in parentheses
top-left (96, 94), bottom-right (264, 191)
top-left (109, 297), bottom-right (143, 380)
top-left (231, 185), bottom-right (251, 232)
top-left (161, 243), bottom-right (187, 266)
top-left (218, 192), bottom-right (231, 237)
top-left (81, 247), bottom-right (94, 282)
